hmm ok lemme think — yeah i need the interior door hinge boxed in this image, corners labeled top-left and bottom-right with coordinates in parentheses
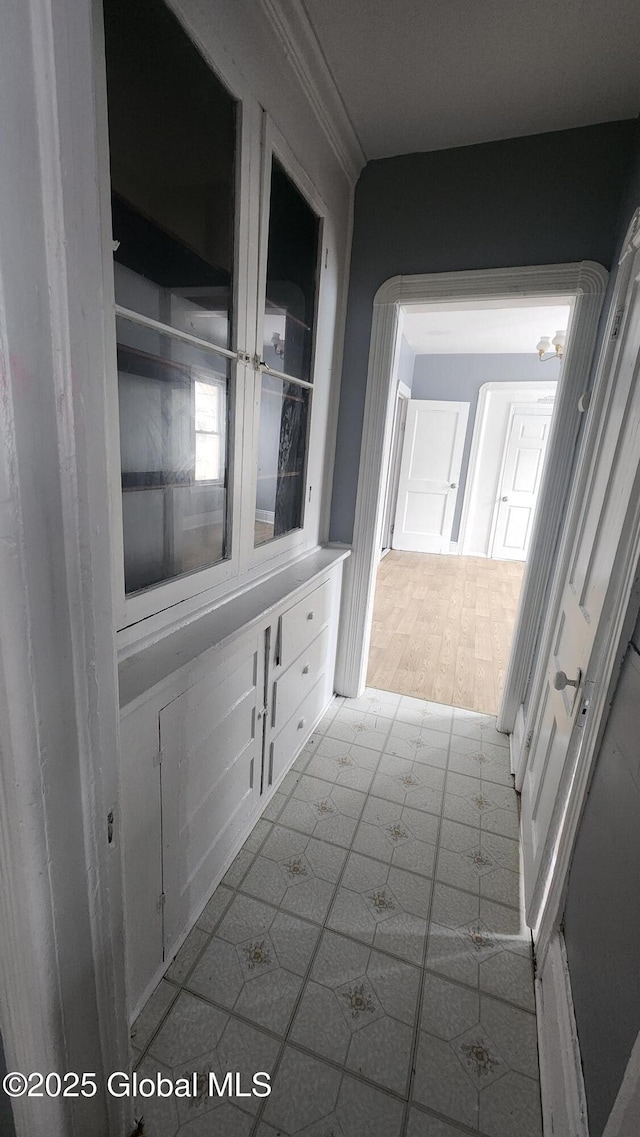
top-left (156, 892), bottom-right (166, 914)
top-left (153, 748), bottom-right (163, 768)
top-left (610, 306), bottom-right (624, 340)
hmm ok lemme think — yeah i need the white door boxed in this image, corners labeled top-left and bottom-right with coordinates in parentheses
top-left (392, 400), bottom-right (469, 553)
top-left (521, 260), bottom-right (640, 924)
top-left (490, 404), bottom-right (554, 561)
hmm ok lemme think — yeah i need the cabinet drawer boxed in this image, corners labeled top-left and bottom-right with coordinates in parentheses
top-left (273, 627), bottom-right (328, 731)
top-left (268, 676), bottom-right (327, 789)
top-left (278, 578), bottom-right (332, 668)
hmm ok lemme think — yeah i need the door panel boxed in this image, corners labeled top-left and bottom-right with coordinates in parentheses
top-left (522, 267), bottom-right (640, 923)
top-left (393, 400), bottom-right (469, 553)
top-left (160, 631), bottom-right (264, 949)
top-left (491, 406), bottom-right (553, 561)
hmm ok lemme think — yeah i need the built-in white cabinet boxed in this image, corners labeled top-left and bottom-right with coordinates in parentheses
top-left (119, 551), bottom-right (345, 1017)
top-left (160, 629), bottom-right (265, 952)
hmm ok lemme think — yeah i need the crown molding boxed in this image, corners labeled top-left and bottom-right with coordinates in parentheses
top-left (259, 0), bottom-right (366, 185)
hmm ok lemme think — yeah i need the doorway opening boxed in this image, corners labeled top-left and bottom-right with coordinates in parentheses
top-left (335, 262), bottom-right (608, 729)
top-left (368, 298), bottom-right (570, 713)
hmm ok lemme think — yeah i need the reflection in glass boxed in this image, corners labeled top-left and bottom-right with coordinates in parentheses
top-left (262, 159), bottom-right (320, 382)
top-left (254, 374), bottom-right (309, 546)
top-left (103, 0), bottom-right (236, 350)
top-left (117, 316), bottom-right (229, 594)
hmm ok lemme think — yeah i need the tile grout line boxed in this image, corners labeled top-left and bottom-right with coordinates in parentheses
top-left (397, 700), bottom-right (453, 1137)
top-left (131, 693), bottom-right (536, 1137)
top-left (247, 733), bottom-right (386, 1136)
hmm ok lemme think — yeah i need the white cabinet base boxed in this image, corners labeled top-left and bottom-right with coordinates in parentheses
top-left (120, 550), bottom-right (346, 1019)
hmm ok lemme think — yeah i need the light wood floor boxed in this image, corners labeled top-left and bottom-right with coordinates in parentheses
top-left (367, 551), bottom-right (525, 715)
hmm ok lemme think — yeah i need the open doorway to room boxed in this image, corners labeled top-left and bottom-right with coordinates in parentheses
top-left (367, 298), bottom-right (572, 713)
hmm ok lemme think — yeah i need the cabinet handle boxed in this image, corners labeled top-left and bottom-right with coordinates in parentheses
top-left (307, 610), bottom-right (314, 620)
top-left (302, 664), bottom-right (310, 675)
top-left (298, 718), bottom-right (306, 730)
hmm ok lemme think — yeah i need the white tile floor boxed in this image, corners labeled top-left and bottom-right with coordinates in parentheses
top-left (130, 689), bottom-right (541, 1137)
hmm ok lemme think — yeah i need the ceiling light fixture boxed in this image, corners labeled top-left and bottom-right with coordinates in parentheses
top-left (536, 330), bottom-right (565, 361)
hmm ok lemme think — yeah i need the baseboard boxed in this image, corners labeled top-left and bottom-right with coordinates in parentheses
top-left (255, 508), bottom-right (275, 523)
top-left (536, 931), bottom-right (589, 1137)
top-left (510, 702), bottom-right (526, 778)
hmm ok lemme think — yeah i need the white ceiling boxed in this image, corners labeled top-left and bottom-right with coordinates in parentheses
top-left (300, 0), bottom-right (640, 158)
top-left (402, 303), bottom-right (572, 355)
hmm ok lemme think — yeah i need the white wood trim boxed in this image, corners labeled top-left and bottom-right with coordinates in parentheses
top-left (529, 214), bottom-right (640, 960)
top-left (0, 2), bottom-right (130, 1133)
top-left (257, 0), bottom-right (365, 184)
top-left (458, 381), bottom-right (557, 558)
top-left (536, 932), bottom-right (589, 1137)
top-left (335, 263), bottom-right (607, 700)
top-left (603, 1031), bottom-right (640, 1137)
top-left (246, 112), bottom-right (329, 575)
top-left (510, 702), bottom-right (526, 776)
top-left (101, 5), bottom-right (257, 636)
top-left (381, 382), bottom-right (411, 550)
top-left (319, 181), bottom-right (356, 545)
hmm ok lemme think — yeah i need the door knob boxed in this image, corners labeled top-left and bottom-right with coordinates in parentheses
top-left (501, 496), bottom-right (509, 502)
top-left (554, 669), bottom-right (581, 691)
top-left (450, 482), bottom-right (458, 489)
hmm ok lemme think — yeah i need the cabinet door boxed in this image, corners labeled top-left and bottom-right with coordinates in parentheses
top-left (159, 630), bottom-right (264, 951)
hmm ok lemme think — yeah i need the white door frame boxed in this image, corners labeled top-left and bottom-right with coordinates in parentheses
top-left (458, 381), bottom-right (557, 558)
top-left (381, 380), bottom-right (411, 552)
top-left (334, 263), bottom-right (608, 711)
top-left (0, 2), bottom-right (130, 1135)
top-left (519, 210), bottom-right (640, 966)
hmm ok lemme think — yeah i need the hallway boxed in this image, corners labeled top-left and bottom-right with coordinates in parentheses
top-left (367, 553), bottom-right (525, 714)
top-left (130, 689), bottom-right (540, 1137)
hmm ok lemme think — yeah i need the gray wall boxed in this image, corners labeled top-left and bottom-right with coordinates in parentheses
top-left (563, 117), bottom-right (640, 1137)
top-left (329, 119), bottom-right (637, 543)
top-left (410, 353), bottom-right (560, 540)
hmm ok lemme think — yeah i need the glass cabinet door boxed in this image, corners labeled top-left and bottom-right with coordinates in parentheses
top-left (254, 157), bottom-right (320, 547)
top-left (103, 0), bottom-right (238, 595)
top-left (116, 314), bottom-right (230, 594)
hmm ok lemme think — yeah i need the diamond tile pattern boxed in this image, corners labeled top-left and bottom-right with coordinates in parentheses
top-left (131, 691), bottom-right (540, 1136)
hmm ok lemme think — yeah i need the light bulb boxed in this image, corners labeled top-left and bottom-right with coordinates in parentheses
top-left (536, 336), bottom-right (551, 358)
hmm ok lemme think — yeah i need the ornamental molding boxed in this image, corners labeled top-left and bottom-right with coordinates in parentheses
top-left (259, 0), bottom-right (365, 185)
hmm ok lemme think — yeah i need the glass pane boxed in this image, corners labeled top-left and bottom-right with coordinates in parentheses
top-left (262, 159), bottom-right (320, 382)
top-left (117, 315), bottom-right (230, 594)
top-left (254, 375), bottom-right (309, 546)
top-left (103, 0), bottom-right (236, 351)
